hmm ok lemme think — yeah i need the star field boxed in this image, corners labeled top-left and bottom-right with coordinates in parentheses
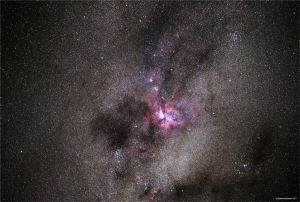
top-left (1, 1), bottom-right (299, 201)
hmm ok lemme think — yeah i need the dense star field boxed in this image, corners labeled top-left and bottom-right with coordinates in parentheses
top-left (1, 1), bottom-right (299, 201)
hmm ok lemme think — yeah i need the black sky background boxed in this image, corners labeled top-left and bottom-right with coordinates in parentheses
top-left (1, 2), bottom-right (299, 201)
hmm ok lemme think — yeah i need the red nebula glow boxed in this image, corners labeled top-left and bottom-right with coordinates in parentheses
top-left (144, 88), bottom-right (185, 134)
top-left (146, 186), bottom-right (160, 201)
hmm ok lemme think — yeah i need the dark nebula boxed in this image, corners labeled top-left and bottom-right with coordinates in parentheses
top-left (1, 1), bottom-right (299, 201)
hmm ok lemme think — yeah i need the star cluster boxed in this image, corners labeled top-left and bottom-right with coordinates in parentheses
top-left (1, 2), bottom-right (299, 202)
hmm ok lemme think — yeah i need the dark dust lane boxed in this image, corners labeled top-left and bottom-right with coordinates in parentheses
top-left (1, 2), bottom-right (299, 201)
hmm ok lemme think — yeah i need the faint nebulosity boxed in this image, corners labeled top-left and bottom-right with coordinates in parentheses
top-left (1, 1), bottom-right (299, 201)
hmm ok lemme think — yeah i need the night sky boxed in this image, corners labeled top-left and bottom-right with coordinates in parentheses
top-left (1, 1), bottom-right (299, 201)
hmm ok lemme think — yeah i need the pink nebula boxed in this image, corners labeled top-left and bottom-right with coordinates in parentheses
top-left (144, 82), bottom-right (185, 134)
